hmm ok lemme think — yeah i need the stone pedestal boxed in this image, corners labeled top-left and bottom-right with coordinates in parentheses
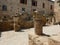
top-left (33, 12), bottom-right (46, 35)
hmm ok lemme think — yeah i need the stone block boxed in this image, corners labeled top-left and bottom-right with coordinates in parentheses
top-left (33, 12), bottom-right (46, 35)
top-left (0, 22), bottom-right (11, 31)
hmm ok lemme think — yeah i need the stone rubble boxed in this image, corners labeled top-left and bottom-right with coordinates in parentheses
top-left (29, 34), bottom-right (60, 45)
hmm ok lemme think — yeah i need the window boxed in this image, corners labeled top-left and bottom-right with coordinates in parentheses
top-left (22, 8), bottom-right (25, 11)
top-left (50, 5), bottom-right (53, 10)
top-left (43, 3), bottom-right (45, 8)
top-left (20, 0), bottom-right (27, 4)
top-left (2, 5), bottom-right (7, 11)
top-left (32, 0), bottom-right (37, 6)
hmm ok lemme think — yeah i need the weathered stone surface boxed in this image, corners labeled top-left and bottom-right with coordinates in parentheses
top-left (29, 34), bottom-right (60, 45)
top-left (14, 24), bottom-right (21, 32)
top-left (0, 16), bottom-right (33, 32)
top-left (0, 22), bottom-right (11, 31)
top-left (33, 12), bottom-right (46, 35)
top-left (22, 21), bottom-right (33, 28)
top-left (18, 14), bottom-right (34, 29)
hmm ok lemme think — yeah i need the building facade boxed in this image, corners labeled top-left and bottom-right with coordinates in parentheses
top-left (54, 0), bottom-right (60, 22)
top-left (0, 0), bottom-right (54, 16)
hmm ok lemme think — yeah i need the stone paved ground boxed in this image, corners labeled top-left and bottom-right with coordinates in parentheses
top-left (0, 31), bottom-right (28, 45)
top-left (0, 25), bottom-right (60, 45)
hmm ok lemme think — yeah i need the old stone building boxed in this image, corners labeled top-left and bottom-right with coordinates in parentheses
top-left (0, 0), bottom-right (54, 16)
top-left (54, 0), bottom-right (60, 23)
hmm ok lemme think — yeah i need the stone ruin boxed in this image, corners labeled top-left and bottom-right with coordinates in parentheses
top-left (0, 12), bottom-right (33, 32)
top-left (29, 11), bottom-right (60, 45)
top-left (13, 13), bottom-right (33, 31)
top-left (0, 11), bottom-right (46, 33)
top-left (0, 16), bottom-right (14, 31)
top-left (33, 11), bottom-right (46, 35)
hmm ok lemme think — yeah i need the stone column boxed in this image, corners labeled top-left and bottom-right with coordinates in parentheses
top-left (33, 11), bottom-right (46, 35)
top-left (13, 16), bottom-right (21, 32)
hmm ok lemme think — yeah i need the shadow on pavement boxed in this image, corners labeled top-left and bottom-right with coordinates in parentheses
top-left (41, 33), bottom-right (50, 37)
